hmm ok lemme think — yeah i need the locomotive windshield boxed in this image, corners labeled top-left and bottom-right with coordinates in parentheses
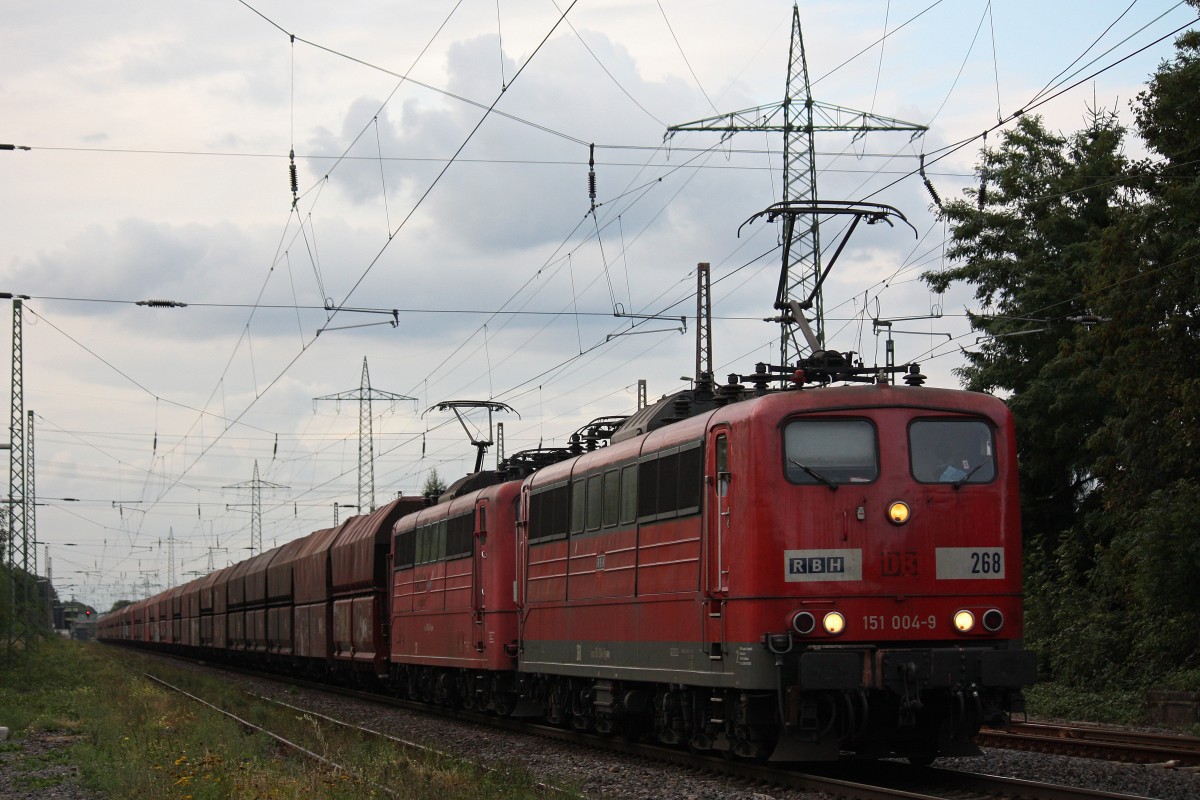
top-left (782, 419), bottom-right (878, 485)
top-left (910, 418), bottom-right (995, 484)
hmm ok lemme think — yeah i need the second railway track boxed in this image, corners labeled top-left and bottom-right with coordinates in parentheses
top-left (978, 722), bottom-right (1200, 768)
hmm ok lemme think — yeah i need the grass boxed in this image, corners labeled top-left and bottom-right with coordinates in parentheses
top-left (1024, 683), bottom-right (1149, 726)
top-left (0, 639), bottom-right (560, 799)
top-left (1025, 681), bottom-right (1200, 735)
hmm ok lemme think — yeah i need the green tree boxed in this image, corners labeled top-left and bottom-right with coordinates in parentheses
top-left (923, 110), bottom-right (1131, 572)
top-left (1073, 14), bottom-right (1200, 684)
top-left (923, 14), bottom-right (1200, 687)
top-left (420, 467), bottom-right (447, 498)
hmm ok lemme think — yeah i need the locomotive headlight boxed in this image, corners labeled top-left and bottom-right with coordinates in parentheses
top-left (953, 610), bottom-right (976, 633)
top-left (822, 611), bottom-right (846, 635)
top-left (982, 609), bottom-right (1004, 632)
top-left (887, 501), bottom-right (911, 525)
top-left (792, 611), bottom-right (816, 635)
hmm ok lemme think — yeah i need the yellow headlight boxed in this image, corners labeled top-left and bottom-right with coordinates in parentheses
top-left (822, 611), bottom-right (846, 635)
top-left (953, 610), bottom-right (975, 632)
top-left (887, 501), bottom-right (911, 525)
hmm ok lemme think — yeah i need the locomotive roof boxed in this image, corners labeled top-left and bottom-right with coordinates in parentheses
top-left (613, 381), bottom-right (1008, 445)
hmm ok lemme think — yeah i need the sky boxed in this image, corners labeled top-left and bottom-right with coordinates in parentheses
top-left (3, 0), bottom-right (1196, 611)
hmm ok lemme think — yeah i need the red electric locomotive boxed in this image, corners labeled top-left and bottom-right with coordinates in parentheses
top-left (515, 374), bottom-right (1036, 762)
top-left (389, 476), bottom-right (524, 712)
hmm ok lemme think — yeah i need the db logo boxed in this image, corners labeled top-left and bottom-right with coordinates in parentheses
top-left (881, 551), bottom-right (919, 577)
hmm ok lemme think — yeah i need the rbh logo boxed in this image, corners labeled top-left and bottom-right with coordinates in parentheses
top-left (789, 555), bottom-right (846, 575)
top-left (784, 549), bottom-right (862, 582)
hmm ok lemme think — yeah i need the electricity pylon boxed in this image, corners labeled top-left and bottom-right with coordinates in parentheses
top-left (224, 460), bottom-right (287, 556)
top-left (314, 357), bottom-right (414, 512)
top-left (667, 3), bottom-right (926, 366)
top-left (4, 296), bottom-right (33, 660)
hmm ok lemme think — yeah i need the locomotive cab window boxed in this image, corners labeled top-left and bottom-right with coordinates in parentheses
top-left (782, 419), bottom-right (878, 485)
top-left (910, 418), bottom-right (996, 484)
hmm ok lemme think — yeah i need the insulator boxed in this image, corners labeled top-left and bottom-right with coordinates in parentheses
top-left (289, 148), bottom-right (299, 210)
top-left (919, 154), bottom-right (942, 211)
top-left (136, 299), bottom-right (188, 308)
top-left (587, 143), bottom-right (597, 208)
top-left (924, 178), bottom-right (942, 209)
top-left (977, 133), bottom-right (988, 211)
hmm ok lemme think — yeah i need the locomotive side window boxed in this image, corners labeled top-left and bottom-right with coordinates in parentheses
top-left (530, 482), bottom-right (570, 543)
top-left (586, 474), bottom-right (603, 531)
top-left (445, 512), bottom-right (473, 560)
top-left (638, 457), bottom-right (659, 519)
top-left (570, 479), bottom-right (586, 535)
top-left (394, 529), bottom-right (416, 570)
top-left (619, 465), bottom-right (638, 524)
top-left (910, 419), bottom-right (995, 484)
top-left (602, 469), bottom-right (620, 527)
top-left (638, 442), bottom-right (704, 521)
top-left (416, 521), bottom-right (445, 565)
top-left (414, 524), bottom-right (428, 564)
top-left (657, 451), bottom-right (680, 515)
top-left (782, 419), bottom-right (878, 485)
top-left (677, 445), bottom-right (703, 513)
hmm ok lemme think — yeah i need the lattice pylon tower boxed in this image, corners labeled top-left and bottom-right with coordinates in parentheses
top-left (224, 460), bottom-right (288, 556)
top-left (6, 297), bottom-right (29, 659)
top-left (314, 357), bottom-right (415, 513)
top-left (666, 3), bottom-right (927, 366)
top-left (26, 410), bottom-right (36, 580)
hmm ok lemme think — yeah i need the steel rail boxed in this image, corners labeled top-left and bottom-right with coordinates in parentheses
top-left (248, 690), bottom-right (582, 798)
top-left (143, 671), bottom-right (400, 798)
top-left (979, 721), bottom-right (1200, 767)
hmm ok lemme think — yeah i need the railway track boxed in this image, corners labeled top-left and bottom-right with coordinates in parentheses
top-left (978, 721), bottom-right (1200, 767)
top-left (144, 668), bottom-right (579, 798)
top-left (140, 656), bottom-right (1175, 800)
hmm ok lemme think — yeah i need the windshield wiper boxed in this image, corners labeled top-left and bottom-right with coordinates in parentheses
top-left (952, 456), bottom-right (992, 489)
top-left (788, 458), bottom-right (838, 491)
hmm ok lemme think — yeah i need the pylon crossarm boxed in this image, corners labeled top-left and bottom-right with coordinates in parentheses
top-left (667, 101), bottom-right (927, 138)
top-left (809, 101), bottom-right (928, 136)
top-left (665, 102), bottom-right (788, 137)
